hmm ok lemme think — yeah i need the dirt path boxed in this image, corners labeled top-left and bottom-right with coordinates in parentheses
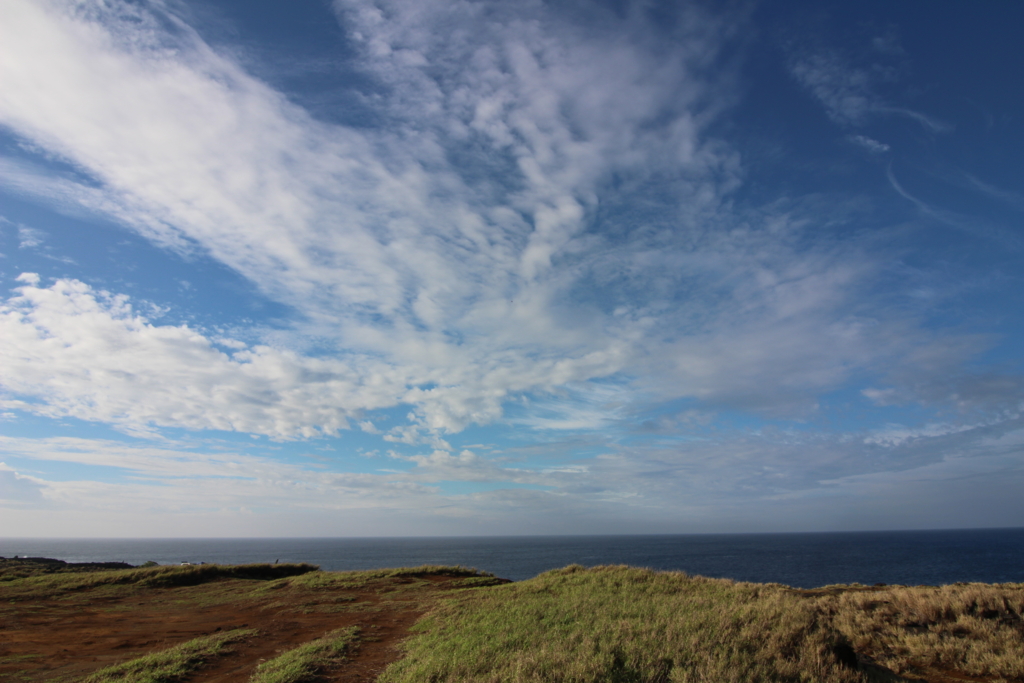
top-left (0, 570), bottom-right (496, 682)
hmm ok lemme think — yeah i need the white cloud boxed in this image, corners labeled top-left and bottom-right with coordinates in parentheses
top-left (789, 49), bottom-right (948, 132)
top-left (402, 448), bottom-right (541, 485)
top-left (0, 462), bottom-right (45, 503)
top-left (358, 420), bottom-right (381, 434)
top-left (0, 434), bottom-right (568, 531)
top-left (0, 0), bottom-right (997, 447)
top-left (0, 0), bottom-right (729, 434)
top-left (17, 225), bottom-right (45, 248)
top-left (4, 402), bottom-right (1023, 533)
top-left (0, 277), bottom-right (400, 438)
top-left (0, 1), bottom-right (1019, 537)
top-left (15, 272), bottom-right (40, 285)
top-left (790, 52), bottom-right (875, 126)
top-left (508, 383), bottom-right (629, 431)
top-left (1, 436), bottom-right (280, 480)
top-left (0, 0), bottom-right (711, 431)
top-left (887, 166), bottom-right (1024, 251)
top-left (849, 135), bottom-right (889, 153)
top-left (0, 435), bottom-right (441, 508)
top-left (1, 267), bottom-right (949, 438)
top-left (864, 422), bottom-right (977, 447)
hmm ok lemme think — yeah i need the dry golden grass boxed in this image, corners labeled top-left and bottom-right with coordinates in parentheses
top-left (820, 582), bottom-right (1024, 680)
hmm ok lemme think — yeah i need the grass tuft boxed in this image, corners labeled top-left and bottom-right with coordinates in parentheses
top-left (82, 627), bottom-right (257, 683)
top-left (248, 627), bottom-right (359, 683)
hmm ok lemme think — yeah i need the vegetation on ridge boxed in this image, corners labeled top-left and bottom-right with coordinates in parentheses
top-left (2, 559), bottom-right (1022, 683)
top-left (81, 628), bottom-right (257, 683)
top-left (380, 565), bottom-right (1024, 683)
top-left (380, 564), bottom-right (859, 683)
top-left (0, 561), bottom-right (319, 600)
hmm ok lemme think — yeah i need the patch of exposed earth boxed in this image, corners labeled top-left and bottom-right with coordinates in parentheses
top-left (0, 561), bottom-right (504, 682)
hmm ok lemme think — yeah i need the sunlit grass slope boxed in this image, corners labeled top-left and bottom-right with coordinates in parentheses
top-left (379, 564), bottom-right (859, 683)
top-left (379, 565), bottom-right (1024, 683)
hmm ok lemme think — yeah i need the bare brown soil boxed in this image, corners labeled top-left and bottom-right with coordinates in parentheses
top-left (0, 566), bottom-right (503, 683)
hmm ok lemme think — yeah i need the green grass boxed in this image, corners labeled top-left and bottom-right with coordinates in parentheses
top-left (0, 563), bottom-right (318, 601)
top-left (283, 564), bottom-right (497, 592)
top-left (81, 628), bottom-right (257, 683)
top-left (248, 627), bottom-right (359, 683)
top-left (378, 564), bottom-right (862, 683)
top-left (0, 558), bottom-right (134, 582)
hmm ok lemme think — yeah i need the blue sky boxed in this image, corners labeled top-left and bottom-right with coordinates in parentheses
top-left (1, 0), bottom-right (1022, 537)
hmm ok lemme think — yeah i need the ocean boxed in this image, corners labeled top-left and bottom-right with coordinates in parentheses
top-left (3, 528), bottom-right (1023, 588)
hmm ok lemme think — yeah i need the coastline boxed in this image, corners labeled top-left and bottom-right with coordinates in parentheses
top-left (5, 528), bottom-right (1024, 587)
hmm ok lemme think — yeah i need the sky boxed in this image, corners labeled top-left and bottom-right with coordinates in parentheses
top-left (1, 0), bottom-right (1022, 538)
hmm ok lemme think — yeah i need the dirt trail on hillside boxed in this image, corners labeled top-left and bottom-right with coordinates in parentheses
top-left (0, 573), bottom-right (479, 682)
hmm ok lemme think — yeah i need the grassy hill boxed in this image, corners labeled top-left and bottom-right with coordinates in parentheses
top-left (379, 564), bottom-right (1024, 683)
top-left (1, 558), bottom-right (1021, 682)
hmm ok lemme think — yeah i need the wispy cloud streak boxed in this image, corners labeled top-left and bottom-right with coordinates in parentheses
top-left (0, 0), bottom-right (1009, 498)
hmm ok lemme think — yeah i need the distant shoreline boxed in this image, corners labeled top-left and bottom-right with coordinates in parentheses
top-left (5, 529), bottom-right (1024, 586)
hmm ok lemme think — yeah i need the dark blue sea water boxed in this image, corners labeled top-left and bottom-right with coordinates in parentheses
top-left (3, 529), bottom-right (1023, 588)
